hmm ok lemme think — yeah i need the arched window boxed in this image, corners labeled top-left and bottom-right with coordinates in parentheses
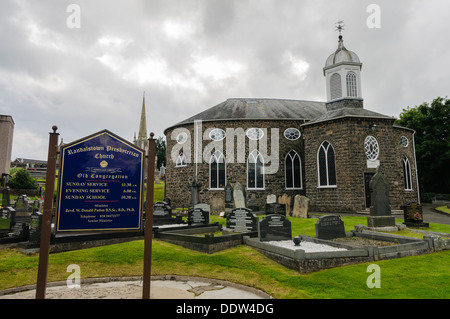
top-left (210, 151), bottom-right (226, 189)
top-left (176, 151), bottom-right (186, 167)
top-left (402, 157), bottom-right (412, 190)
top-left (346, 72), bottom-right (357, 97)
top-left (285, 150), bottom-right (302, 189)
top-left (330, 73), bottom-right (342, 100)
top-left (247, 150), bottom-right (264, 189)
top-left (317, 141), bottom-right (337, 187)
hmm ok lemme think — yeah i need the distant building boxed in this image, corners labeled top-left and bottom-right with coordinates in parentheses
top-left (0, 115), bottom-right (14, 177)
top-left (163, 33), bottom-right (420, 213)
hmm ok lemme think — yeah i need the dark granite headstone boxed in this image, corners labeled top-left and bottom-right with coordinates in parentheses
top-left (368, 167), bottom-right (395, 228)
top-left (226, 208), bottom-right (258, 232)
top-left (187, 208), bottom-right (209, 225)
top-left (258, 214), bottom-right (292, 242)
top-left (265, 203), bottom-right (286, 216)
top-left (10, 222), bottom-right (29, 241)
top-left (315, 215), bottom-right (345, 240)
top-left (225, 183), bottom-right (233, 204)
top-left (369, 167), bottom-right (391, 216)
top-left (153, 201), bottom-right (172, 218)
top-left (402, 202), bottom-right (429, 228)
top-left (189, 181), bottom-right (201, 206)
top-left (29, 211), bottom-right (43, 243)
top-left (1, 207), bottom-right (15, 230)
top-left (2, 187), bottom-right (10, 207)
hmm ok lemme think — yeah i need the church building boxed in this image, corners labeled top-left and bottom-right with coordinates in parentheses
top-left (163, 32), bottom-right (420, 213)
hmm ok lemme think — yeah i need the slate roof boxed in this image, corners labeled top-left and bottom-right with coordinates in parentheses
top-left (164, 97), bottom-right (396, 134)
top-left (301, 107), bottom-right (394, 127)
top-left (164, 98), bottom-right (327, 133)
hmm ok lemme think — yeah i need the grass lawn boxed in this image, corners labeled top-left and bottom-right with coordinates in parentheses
top-left (436, 206), bottom-right (450, 215)
top-left (1, 214), bottom-right (449, 299)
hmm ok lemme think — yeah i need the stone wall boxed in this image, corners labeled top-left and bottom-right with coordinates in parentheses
top-left (164, 116), bottom-right (419, 213)
top-left (165, 120), bottom-right (307, 209)
top-left (303, 117), bottom-right (419, 212)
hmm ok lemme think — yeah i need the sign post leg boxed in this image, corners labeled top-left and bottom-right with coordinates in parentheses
top-left (36, 126), bottom-right (59, 299)
top-left (142, 133), bottom-right (156, 299)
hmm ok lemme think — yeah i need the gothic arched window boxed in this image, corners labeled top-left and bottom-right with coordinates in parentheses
top-left (247, 150), bottom-right (264, 189)
top-left (317, 141), bottom-right (337, 187)
top-left (285, 150), bottom-right (302, 189)
top-left (176, 151), bottom-right (187, 167)
top-left (210, 151), bottom-right (226, 189)
top-left (403, 156), bottom-right (412, 190)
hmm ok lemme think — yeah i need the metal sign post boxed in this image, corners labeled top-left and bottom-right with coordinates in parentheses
top-left (36, 126), bottom-right (59, 299)
top-left (142, 133), bottom-right (156, 299)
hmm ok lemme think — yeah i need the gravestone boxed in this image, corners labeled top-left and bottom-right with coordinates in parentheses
top-left (402, 202), bottom-right (429, 228)
top-left (210, 195), bottom-right (225, 215)
top-left (292, 195), bottom-right (309, 218)
top-left (265, 203), bottom-right (286, 215)
top-left (32, 199), bottom-right (42, 213)
top-left (367, 167), bottom-right (396, 229)
top-left (153, 201), bottom-right (172, 218)
top-left (14, 195), bottom-right (28, 214)
top-left (9, 222), bottom-right (29, 241)
top-left (194, 203), bottom-right (210, 213)
top-left (226, 208), bottom-right (258, 233)
top-left (29, 211), bottom-right (43, 243)
top-left (189, 180), bottom-right (202, 206)
top-left (233, 182), bottom-right (246, 208)
top-left (258, 214), bottom-right (292, 242)
top-left (225, 182), bottom-right (233, 207)
top-left (1, 207), bottom-right (15, 230)
top-left (278, 194), bottom-right (291, 216)
top-left (315, 215), bottom-right (345, 240)
top-left (2, 187), bottom-right (10, 207)
top-left (187, 208), bottom-right (209, 225)
top-left (266, 194), bottom-right (277, 204)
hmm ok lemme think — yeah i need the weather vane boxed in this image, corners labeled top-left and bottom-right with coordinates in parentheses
top-left (335, 20), bottom-right (345, 35)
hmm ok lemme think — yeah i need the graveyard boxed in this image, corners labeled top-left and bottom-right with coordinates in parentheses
top-left (0, 148), bottom-right (449, 299)
top-left (1, 179), bottom-right (450, 298)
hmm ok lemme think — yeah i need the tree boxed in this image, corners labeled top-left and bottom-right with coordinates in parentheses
top-left (396, 97), bottom-right (450, 194)
top-left (7, 169), bottom-right (38, 189)
top-left (155, 136), bottom-right (166, 169)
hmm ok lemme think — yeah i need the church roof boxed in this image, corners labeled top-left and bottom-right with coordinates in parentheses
top-left (301, 107), bottom-right (395, 127)
top-left (164, 98), bottom-right (327, 133)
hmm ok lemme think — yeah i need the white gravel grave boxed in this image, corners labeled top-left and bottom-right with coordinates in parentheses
top-left (264, 240), bottom-right (348, 252)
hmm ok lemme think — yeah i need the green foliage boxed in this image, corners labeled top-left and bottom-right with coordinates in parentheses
top-left (155, 136), bottom-right (166, 169)
top-left (7, 169), bottom-right (38, 189)
top-left (396, 97), bottom-right (450, 194)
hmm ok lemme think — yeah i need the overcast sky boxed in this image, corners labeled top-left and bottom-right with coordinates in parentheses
top-left (1, 0), bottom-right (450, 161)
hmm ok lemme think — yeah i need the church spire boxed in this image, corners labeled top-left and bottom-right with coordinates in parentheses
top-left (138, 92), bottom-right (148, 142)
top-left (135, 92), bottom-right (149, 152)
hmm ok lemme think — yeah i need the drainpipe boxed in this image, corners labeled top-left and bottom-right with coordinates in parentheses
top-left (412, 131), bottom-right (420, 203)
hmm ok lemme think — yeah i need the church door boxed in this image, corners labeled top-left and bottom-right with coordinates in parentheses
top-left (364, 173), bottom-right (375, 208)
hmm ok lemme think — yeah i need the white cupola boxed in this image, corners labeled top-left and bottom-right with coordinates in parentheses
top-left (323, 34), bottom-right (363, 106)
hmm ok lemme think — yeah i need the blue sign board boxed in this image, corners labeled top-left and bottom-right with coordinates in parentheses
top-left (56, 130), bottom-right (144, 232)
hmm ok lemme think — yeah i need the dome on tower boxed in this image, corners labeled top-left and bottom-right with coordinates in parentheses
top-left (325, 35), bottom-right (360, 68)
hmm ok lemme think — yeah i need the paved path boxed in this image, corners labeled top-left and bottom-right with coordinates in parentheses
top-left (421, 203), bottom-right (450, 225)
top-left (0, 276), bottom-right (271, 299)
